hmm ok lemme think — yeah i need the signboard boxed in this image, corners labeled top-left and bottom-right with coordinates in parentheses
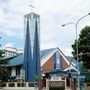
top-left (49, 81), bottom-right (65, 87)
top-left (47, 80), bottom-right (65, 90)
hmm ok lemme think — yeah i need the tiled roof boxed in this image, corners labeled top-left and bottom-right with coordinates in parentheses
top-left (5, 48), bottom-right (74, 67)
top-left (66, 56), bottom-right (77, 64)
top-left (41, 48), bottom-right (56, 59)
top-left (6, 48), bottom-right (56, 66)
top-left (7, 55), bottom-right (24, 66)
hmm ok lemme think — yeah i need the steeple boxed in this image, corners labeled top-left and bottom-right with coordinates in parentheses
top-left (23, 19), bottom-right (34, 82)
top-left (33, 19), bottom-right (40, 81)
top-left (23, 9), bottom-right (40, 82)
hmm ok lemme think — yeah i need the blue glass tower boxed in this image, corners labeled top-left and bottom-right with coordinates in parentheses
top-left (23, 12), bottom-right (40, 82)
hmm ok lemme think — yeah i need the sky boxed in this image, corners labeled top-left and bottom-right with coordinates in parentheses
top-left (0, 0), bottom-right (90, 56)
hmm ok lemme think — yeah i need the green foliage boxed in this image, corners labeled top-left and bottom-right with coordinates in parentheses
top-left (72, 40), bottom-right (77, 59)
top-left (0, 67), bottom-right (10, 82)
top-left (72, 26), bottom-right (90, 68)
top-left (0, 50), bottom-right (5, 58)
top-left (0, 59), bottom-right (9, 66)
top-left (85, 73), bottom-right (90, 82)
top-left (0, 50), bottom-right (9, 82)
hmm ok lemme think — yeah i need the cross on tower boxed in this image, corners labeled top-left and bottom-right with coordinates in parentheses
top-left (29, 0), bottom-right (35, 12)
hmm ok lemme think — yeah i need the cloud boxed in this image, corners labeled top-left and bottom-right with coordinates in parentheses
top-left (0, 0), bottom-right (90, 56)
top-left (4, 43), bottom-right (14, 48)
top-left (61, 48), bottom-right (73, 56)
top-left (0, 0), bottom-right (25, 37)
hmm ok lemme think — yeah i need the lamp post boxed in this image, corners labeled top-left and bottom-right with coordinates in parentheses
top-left (62, 13), bottom-right (90, 90)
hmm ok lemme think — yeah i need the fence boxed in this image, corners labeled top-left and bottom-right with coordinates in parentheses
top-left (0, 82), bottom-right (39, 90)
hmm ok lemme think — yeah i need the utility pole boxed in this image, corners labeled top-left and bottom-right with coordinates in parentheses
top-left (62, 13), bottom-right (90, 90)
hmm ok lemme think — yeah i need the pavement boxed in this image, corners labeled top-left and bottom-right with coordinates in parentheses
top-left (42, 87), bottom-right (79, 90)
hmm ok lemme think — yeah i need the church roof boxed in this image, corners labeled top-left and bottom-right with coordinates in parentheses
top-left (5, 48), bottom-right (73, 67)
top-left (41, 48), bottom-right (55, 59)
top-left (6, 48), bottom-right (56, 67)
top-left (7, 55), bottom-right (24, 66)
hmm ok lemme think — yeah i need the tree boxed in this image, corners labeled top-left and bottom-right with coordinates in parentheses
top-left (72, 26), bottom-right (90, 68)
top-left (0, 50), bottom-right (9, 82)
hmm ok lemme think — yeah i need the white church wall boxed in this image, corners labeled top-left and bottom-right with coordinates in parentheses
top-left (11, 67), bottom-right (16, 76)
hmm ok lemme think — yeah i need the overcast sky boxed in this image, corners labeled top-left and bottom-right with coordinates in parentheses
top-left (0, 0), bottom-right (90, 56)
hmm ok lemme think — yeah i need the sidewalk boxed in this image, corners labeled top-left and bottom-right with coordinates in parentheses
top-left (42, 87), bottom-right (79, 90)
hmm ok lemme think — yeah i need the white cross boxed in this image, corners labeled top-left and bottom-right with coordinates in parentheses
top-left (29, 0), bottom-right (35, 12)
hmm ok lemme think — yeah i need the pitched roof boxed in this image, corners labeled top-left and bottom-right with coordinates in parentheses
top-left (7, 55), bottom-right (24, 66)
top-left (6, 48), bottom-right (56, 66)
top-left (5, 48), bottom-right (74, 67)
top-left (41, 48), bottom-right (56, 59)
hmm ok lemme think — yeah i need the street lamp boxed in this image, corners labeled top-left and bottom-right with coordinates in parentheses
top-left (62, 13), bottom-right (90, 90)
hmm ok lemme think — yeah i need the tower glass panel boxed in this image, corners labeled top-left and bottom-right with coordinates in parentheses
top-left (23, 12), bottom-right (40, 82)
